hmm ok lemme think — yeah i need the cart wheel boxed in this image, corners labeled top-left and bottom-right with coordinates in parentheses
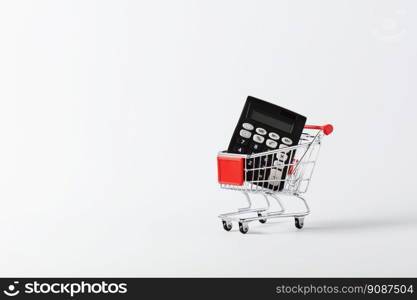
top-left (295, 217), bottom-right (304, 229)
top-left (257, 212), bottom-right (267, 224)
top-left (222, 220), bottom-right (232, 231)
top-left (238, 222), bottom-right (249, 234)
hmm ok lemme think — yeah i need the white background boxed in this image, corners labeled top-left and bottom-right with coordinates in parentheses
top-left (0, 0), bottom-right (416, 277)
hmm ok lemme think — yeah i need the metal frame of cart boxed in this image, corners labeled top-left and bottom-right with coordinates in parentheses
top-left (217, 124), bottom-right (333, 234)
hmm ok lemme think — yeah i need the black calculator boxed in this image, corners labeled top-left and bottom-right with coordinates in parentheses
top-left (227, 96), bottom-right (306, 191)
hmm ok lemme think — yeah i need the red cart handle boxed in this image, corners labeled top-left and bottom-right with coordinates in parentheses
top-left (304, 124), bottom-right (334, 135)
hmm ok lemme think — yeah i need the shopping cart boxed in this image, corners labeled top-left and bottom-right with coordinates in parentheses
top-left (217, 124), bottom-right (333, 234)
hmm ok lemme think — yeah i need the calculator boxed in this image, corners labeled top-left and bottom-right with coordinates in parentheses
top-left (227, 96), bottom-right (306, 191)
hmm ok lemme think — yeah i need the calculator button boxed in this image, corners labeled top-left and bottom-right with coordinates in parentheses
top-left (268, 169), bottom-right (282, 186)
top-left (233, 145), bottom-right (246, 154)
top-left (278, 152), bottom-right (288, 161)
top-left (253, 134), bottom-right (265, 143)
top-left (251, 143), bottom-right (262, 152)
top-left (273, 160), bottom-right (284, 167)
top-left (239, 129), bottom-right (252, 139)
top-left (266, 139), bottom-right (278, 149)
top-left (269, 132), bottom-right (279, 140)
top-left (242, 122), bottom-right (254, 131)
top-left (279, 144), bottom-right (288, 149)
top-left (255, 127), bottom-right (267, 135)
top-left (237, 137), bottom-right (248, 146)
top-left (281, 137), bottom-right (293, 145)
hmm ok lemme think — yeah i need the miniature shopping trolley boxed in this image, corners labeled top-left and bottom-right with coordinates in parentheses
top-left (217, 124), bottom-right (333, 234)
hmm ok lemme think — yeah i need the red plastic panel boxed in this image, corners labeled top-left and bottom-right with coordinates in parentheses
top-left (217, 155), bottom-right (244, 186)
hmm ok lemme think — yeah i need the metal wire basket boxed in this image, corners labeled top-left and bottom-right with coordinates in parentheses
top-left (217, 124), bottom-right (333, 234)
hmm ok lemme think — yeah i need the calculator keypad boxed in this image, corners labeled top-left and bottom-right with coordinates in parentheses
top-left (236, 122), bottom-right (297, 154)
top-left (235, 121), bottom-right (297, 191)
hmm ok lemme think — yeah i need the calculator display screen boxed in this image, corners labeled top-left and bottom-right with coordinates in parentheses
top-left (250, 109), bottom-right (294, 133)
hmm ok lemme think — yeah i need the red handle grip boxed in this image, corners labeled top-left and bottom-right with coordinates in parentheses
top-left (304, 124), bottom-right (334, 135)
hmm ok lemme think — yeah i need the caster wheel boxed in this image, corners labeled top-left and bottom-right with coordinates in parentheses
top-left (257, 212), bottom-right (267, 224)
top-left (295, 217), bottom-right (304, 229)
top-left (238, 222), bottom-right (249, 234)
top-left (222, 220), bottom-right (232, 231)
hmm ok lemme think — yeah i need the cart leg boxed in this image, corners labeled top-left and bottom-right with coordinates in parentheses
top-left (295, 195), bottom-right (310, 215)
top-left (269, 193), bottom-right (285, 213)
top-left (257, 194), bottom-right (271, 224)
top-left (218, 191), bottom-right (270, 221)
top-left (238, 191), bottom-right (252, 211)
